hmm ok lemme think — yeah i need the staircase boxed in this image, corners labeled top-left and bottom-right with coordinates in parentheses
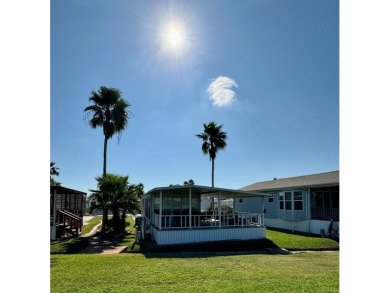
top-left (56, 210), bottom-right (83, 238)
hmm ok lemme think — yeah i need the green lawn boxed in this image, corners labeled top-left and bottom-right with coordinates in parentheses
top-left (51, 215), bottom-right (135, 254)
top-left (51, 218), bottom-right (339, 254)
top-left (50, 251), bottom-right (339, 293)
top-left (81, 215), bottom-right (103, 235)
top-left (266, 228), bottom-right (339, 250)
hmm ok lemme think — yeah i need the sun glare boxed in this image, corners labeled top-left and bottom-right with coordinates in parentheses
top-left (166, 25), bottom-right (184, 49)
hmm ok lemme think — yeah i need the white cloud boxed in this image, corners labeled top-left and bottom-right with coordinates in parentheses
top-left (206, 76), bottom-right (238, 107)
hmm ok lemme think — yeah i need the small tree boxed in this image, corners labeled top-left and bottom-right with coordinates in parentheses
top-left (183, 179), bottom-right (195, 185)
top-left (50, 161), bottom-right (61, 186)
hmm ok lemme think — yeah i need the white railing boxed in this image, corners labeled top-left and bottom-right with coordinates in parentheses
top-left (152, 212), bottom-right (263, 229)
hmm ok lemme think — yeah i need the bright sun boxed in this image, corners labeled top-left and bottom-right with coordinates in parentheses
top-left (166, 26), bottom-right (184, 48)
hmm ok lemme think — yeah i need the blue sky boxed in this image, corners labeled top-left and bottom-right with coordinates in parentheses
top-left (50, 0), bottom-right (339, 194)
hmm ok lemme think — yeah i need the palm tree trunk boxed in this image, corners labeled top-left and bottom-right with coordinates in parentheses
top-left (103, 136), bottom-right (108, 177)
top-left (102, 208), bottom-right (108, 233)
top-left (121, 209), bottom-right (127, 233)
top-left (212, 158), bottom-right (214, 187)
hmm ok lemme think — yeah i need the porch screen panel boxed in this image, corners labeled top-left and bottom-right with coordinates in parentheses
top-left (173, 198), bottom-right (181, 215)
top-left (154, 196), bottom-right (160, 214)
top-left (163, 197), bottom-right (172, 215)
top-left (182, 197), bottom-right (189, 214)
top-left (191, 198), bottom-right (199, 214)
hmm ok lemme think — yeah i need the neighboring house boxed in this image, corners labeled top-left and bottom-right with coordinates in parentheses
top-left (86, 194), bottom-right (102, 214)
top-left (50, 186), bottom-right (87, 240)
top-left (235, 171), bottom-right (339, 236)
top-left (141, 185), bottom-right (269, 245)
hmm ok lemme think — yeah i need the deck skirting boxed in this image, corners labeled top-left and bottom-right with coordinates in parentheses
top-left (151, 226), bottom-right (266, 245)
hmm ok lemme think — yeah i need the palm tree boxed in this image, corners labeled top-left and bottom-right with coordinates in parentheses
top-left (84, 86), bottom-right (131, 177)
top-left (50, 161), bottom-right (61, 186)
top-left (196, 122), bottom-right (227, 187)
top-left (89, 174), bottom-right (116, 233)
top-left (121, 183), bottom-right (143, 232)
top-left (90, 174), bottom-right (142, 233)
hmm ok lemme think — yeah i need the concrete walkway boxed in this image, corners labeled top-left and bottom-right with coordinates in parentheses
top-left (81, 220), bottom-right (102, 237)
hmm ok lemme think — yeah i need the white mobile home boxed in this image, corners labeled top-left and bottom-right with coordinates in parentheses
top-left (236, 171), bottom-right (339, 236)
top-left (141, 185), bottom-right (269, 245)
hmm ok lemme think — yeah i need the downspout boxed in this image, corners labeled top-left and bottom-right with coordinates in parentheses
top-left (189, 188), bottom-right (192, 230)
top-left (307, 187), bottom-right (311, 233)
top-left (262, 196), bottom-right (265, 226)
top-left (218, 191), bottom-right (221, 229)
top-left (159, 190), bottom-right (162, 230)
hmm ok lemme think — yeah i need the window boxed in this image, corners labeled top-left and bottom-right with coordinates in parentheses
top-left (239, 198), bottom-right (243, 203)
top-left (279, 193), bottom-right (284, 209)
top-left (279, 190), bottom-right (304, 211)
top-left (294, 191), bottom-right (303, 210)
top-left (285, 192), bottom-right (292, 210)
top-left (268, 193), bottom-right (274, 203)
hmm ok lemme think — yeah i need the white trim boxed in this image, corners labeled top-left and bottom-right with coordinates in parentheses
top-left (278, 189), bottom-right (304, 212)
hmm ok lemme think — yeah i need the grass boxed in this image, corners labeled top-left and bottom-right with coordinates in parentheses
top-left (50, 251), bottom-right (339, 293)
top-left (266, 227), bottom-right (339, 251)
top-left (125, 225), bottom-right (339, 253)
top-left (51, 218), bottom-right (339, 254)
top-left (51, 215), bottom-right (134, 254)
top-left (81, 215), bottom-right (102, 235)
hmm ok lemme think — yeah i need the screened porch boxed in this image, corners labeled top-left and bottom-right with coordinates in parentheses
top-left (141, 186), bottom-right (269, 245)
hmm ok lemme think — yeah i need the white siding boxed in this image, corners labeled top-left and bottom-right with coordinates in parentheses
top-left (151, 226), bottom-right (266, 245)
top-left (309, 219), bottom-right (339, 235)
top-left (265, 218), bottom-right (309, 232)
top-left (264, 218), bottom-right (339, 235)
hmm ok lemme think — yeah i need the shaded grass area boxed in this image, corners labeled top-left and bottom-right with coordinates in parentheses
top-left (126, 226), bottom-right (339, 253)
top-left (51, 215), bottom-right (134, 254)
top-left (135, 237), bottom-right (276, 253)
top-left (50, 237), bottom-right (92, 254)
top-left (51, 218), bottom-right (339, 254)
top-left (50, 251), bottom-right (339, 293)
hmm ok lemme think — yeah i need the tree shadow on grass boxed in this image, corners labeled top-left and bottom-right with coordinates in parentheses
top-left (50, 236), bottom-right (92, 254)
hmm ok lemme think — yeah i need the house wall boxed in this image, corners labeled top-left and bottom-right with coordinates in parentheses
top-left (234, 197), bottom-right (264, 213)
top-left (309, 219), bottom-right (339, 235)
top-left (236, 189), bottom-right (309, 221)
top-left (264, 218), bottom-right (310, 233)
top-left (151, 226), bottom-right (266, 245)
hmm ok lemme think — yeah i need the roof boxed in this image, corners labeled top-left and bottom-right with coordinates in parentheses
top-left (143, 185), bottom-right (270, 200)
top-left (50, 185), bottom-right (87, 195)
top-left (241, 170), bottom-right (339, 191)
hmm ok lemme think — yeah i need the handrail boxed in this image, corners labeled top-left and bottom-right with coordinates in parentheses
top-left (153, 212), bottom-right (263, 229)
top-left (58, 209), bottom-right (82, 221)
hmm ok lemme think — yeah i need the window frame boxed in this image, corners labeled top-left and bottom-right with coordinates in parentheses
top-left (279, 190), bottom-right (304, 211)
top-left (268, 192), bottom-right (274, 203)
